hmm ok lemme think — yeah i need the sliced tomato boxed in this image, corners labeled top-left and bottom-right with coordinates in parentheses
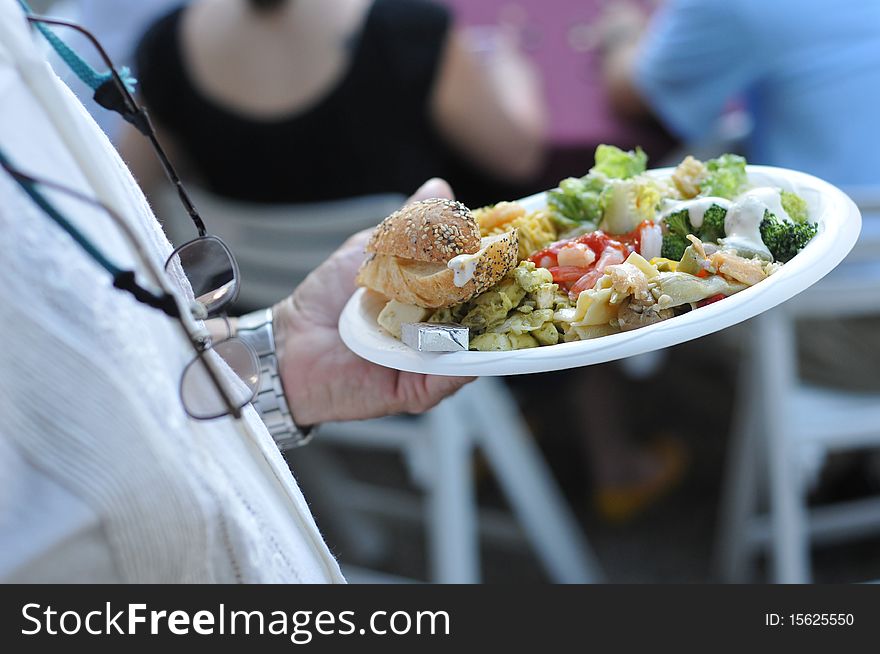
top-left (530, 231), bottom-right (627, 266)
top-left (569, 271), bottom-right (603, 296)
top-left (529, 230), bottom-right (631, 295)
top-left (547, 266), bottom-right (591, 283)
top-left (574, 231), bottom-right (624, 255)
top-left (529, 247), bottom-right (559, 269)
top-left (529, 248), bottom-right (559, 269)
top-left (568, 246), bottom-right (627, 296)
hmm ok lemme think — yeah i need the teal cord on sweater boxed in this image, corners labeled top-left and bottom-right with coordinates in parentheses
top-left (0, 147), bottom-right (121, 276)
top-left (17, 0), bottom-right (137, 93)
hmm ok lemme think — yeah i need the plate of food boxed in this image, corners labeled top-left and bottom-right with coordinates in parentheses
top-left (339, 146), bottom-right (861, 376)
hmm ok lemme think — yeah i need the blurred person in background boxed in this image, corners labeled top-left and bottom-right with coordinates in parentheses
top-left (600, 0), bottom-right (880, 485)
top-left (120, 0), bottom-right (547, 208)
top-left (601, 0), bottom-right (880, 187)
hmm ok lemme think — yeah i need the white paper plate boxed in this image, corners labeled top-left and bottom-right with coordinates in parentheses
top-left (339, 166), bottom-right (861, 376)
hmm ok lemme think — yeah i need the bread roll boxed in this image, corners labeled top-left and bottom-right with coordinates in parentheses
top-left (366, 198), bottom-right (481, 264)
top-left (358, 199), bottom-right (519, 308)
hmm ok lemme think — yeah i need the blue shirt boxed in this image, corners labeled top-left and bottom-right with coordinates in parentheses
top-left (635, 0), bottom-right (880, 186)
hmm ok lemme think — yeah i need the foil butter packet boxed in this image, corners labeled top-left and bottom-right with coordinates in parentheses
top-left (401, 323), bottom-right (469, 352)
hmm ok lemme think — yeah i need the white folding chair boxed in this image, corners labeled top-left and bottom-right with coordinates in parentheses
top-left (155, 185), bottom-right (603, 583)
top-left (320, 377), bottom-right (603, 583)
top-left (716, 187), bottom-right (880, 583)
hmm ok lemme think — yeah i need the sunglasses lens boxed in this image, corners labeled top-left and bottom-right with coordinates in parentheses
top-left (181, 338), bottom-right (260, 420)
top-left (167, 237), bottom-right (238, 315)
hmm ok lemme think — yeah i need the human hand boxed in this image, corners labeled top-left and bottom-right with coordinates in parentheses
top-left (460, 24), bottom-right (546, 144)
top-left (597, 1), bottom-right (648, 53)
top-left (273, 178), bottom-right (475, 425)
top-left (596, 1), bottom-right (652, 118)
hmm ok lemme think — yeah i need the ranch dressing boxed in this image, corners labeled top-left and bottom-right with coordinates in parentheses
top-left (737, 187), bottom-right (792, 223)
top-left (447, 233), bottom-right (508, 287)
top-left (660, 197), bottom-right (732, 228)
top-left (721, 195), bottom-right (773, 259)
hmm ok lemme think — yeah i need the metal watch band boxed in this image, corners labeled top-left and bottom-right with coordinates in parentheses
top-left (236, 308), bottom-right (315, 449)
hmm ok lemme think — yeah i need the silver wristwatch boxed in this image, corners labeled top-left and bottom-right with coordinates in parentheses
top-left (236, 308), bottom-right (315, 449)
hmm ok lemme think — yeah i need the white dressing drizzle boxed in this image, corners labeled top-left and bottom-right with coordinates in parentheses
top-left (722, 195), bottom-right (773, 259)
top-left (447, 233), bottom-right (508, 287)
top-left (659, 186), bottom-right (794, 260)
top-left (736, 187), bottom-right (792, 223)
top-left (659, 197), bottom-right (732, 228)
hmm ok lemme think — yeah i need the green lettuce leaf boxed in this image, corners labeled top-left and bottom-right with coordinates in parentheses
top-left (701, 154), bottom-right (747, 199)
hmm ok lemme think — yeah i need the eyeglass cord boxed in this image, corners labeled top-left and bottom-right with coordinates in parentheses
top-left (21, 8), bottom-right (209, 237)
top-left (1, 150), bottom-right (245, 419)
top-left (0, 147), bottom-right (180, 318)
top-left (17, 0), bottom-right (137, 95)
top-left (3, 13), bottom-right (249, 420)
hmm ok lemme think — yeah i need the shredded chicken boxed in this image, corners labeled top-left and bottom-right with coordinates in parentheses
top-left (709, 250), bottom-right (768, 286)
top-left (686, 233), bottom-right (708, 260)
top-left (606, 262), bottom-right (651, 301)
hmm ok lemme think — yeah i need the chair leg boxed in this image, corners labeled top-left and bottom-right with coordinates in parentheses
top-left (715, 336), bottom-right (762, 583)
top-left (756, 312), bottom-right (811, 583)
top-left (424, 397), bottom-right (481, 583)
top-left (715, 401), bottom-right (761, 582)
top-left (467, 378), bottom-right (604, 583)
top-left (766, 426), bottom-right (811, 583)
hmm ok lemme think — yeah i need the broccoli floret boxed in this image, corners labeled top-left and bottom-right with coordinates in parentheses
top-left (698, 203), bottom-right (727, 243)
top-left (701, 154), bottom-right (747, 199)
top-left (665, 203), bottom-right (727, 245)
top-left (664, 209), bottom-right (693, 238)
top-left (759, 213), bottom-right (818, 262)
top-left (661, 233), bottom-right (691, 261)
top-left (780, 190), bottom-right (809, 223)
top-left (661, 209), bottom-right (695, 261)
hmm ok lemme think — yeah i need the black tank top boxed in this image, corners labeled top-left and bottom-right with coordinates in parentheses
top-left (135, 0), bottom-right (454, 203)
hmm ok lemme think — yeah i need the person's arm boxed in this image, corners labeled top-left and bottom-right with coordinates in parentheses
top-left (599, 2), bottom-right (652, 120)
top-left (430, 29), bottom-right (547, 182)
top-left (272, 178), bottom-right (473, 426)
top-left (600, 0), bottom-right (757, 143)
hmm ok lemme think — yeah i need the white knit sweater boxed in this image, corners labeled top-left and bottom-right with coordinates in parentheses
top-left (0, 0), bottom-right (344, 583)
